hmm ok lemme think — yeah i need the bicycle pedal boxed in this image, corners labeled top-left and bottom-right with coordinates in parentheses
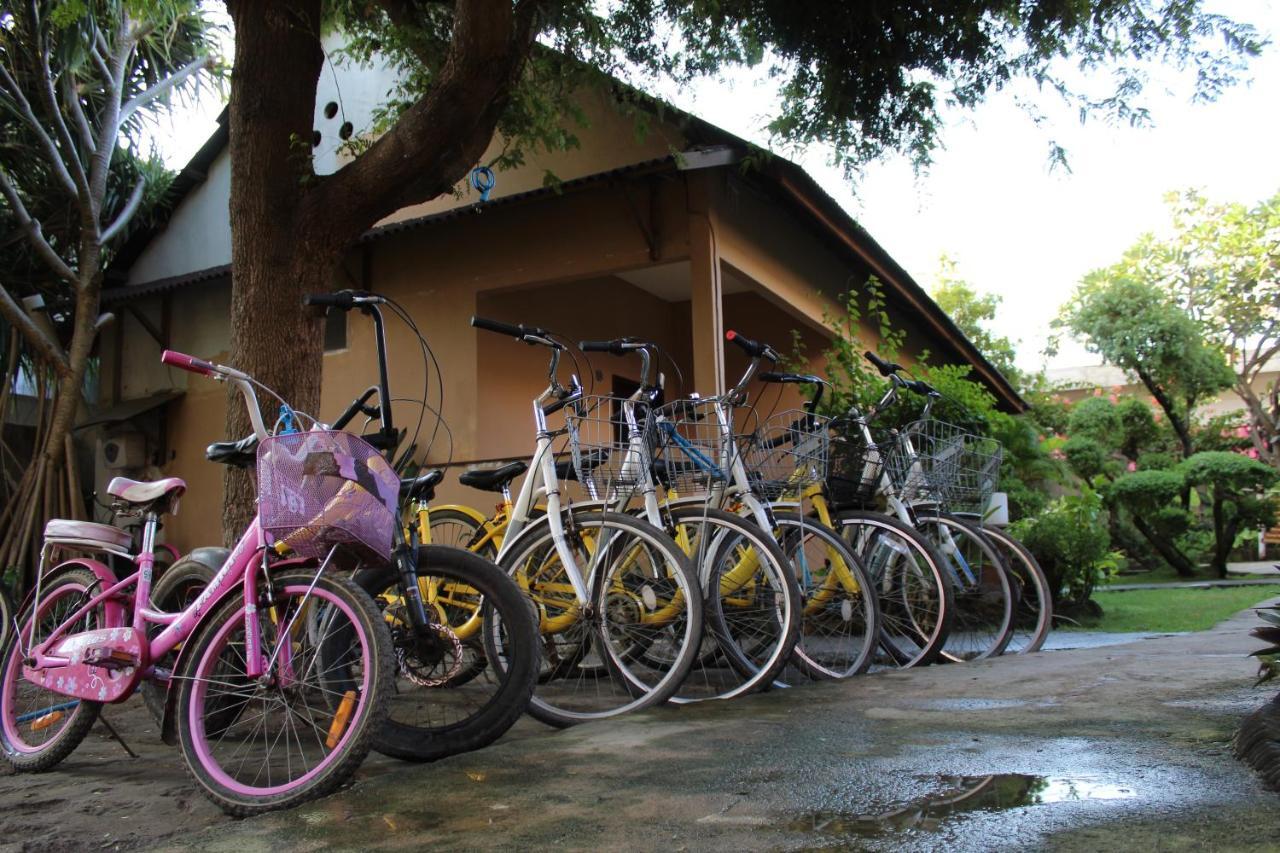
top-left (83, 646), bottom-right (140, 670)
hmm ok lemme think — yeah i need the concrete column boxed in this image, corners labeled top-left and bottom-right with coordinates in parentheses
top-left (687, 175), bottom-right (724, 396)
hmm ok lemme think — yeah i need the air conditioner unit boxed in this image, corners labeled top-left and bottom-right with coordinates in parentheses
top-left (100, 433), bottom-right (146, 470)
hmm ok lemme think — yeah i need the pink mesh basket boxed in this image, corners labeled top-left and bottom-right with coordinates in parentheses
top-left (257, 430), bottom-right (400, 562)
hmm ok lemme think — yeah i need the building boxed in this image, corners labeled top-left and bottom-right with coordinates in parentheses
top-left (96, 60), bottom-right (1024, 551)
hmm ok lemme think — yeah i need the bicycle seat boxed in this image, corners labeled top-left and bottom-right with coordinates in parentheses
top-left (458, 461), bottom-right (528, 492)
top-left (553, 449), bottom-right (608, 482)
top-left (107, 476), bottom-right (187, 507)
top-left (206, 434), bottom-right (259, 468)
top-left (400, 469), bottom-right (444, 502)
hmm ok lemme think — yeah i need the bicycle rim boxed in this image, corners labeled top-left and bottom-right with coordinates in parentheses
top-left (496, 510), bottom-right (701, 725)
top-left (835, 512), bottom-right (953, 669)
top-left (915, 513), bottom-right (1015, 661)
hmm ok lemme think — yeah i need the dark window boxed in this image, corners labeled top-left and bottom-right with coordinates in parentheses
top-left (324, 309), bottom-right (347, 353)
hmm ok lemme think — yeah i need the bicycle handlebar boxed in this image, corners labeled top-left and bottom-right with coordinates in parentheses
top-left (579, 339), bottom-right (629, 355)
top-left (331, 386), bottom-right (381, 431)
top-left (863, 350), bottom-right (902, 377)
top-left (161, 349), bottom-right (217, 377)
top-left (725, 330), bottom-right (778, 362)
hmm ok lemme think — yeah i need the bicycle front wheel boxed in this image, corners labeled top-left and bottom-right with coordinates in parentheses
top-left (772, 511), bottom-right (880, 680)
top-left (662, 505), bottom-right (801, 702)
top-left (834, 510), bottom-right (954, 668)
top-left (491, 509), bottom-right (702, 727)
top-left (175, 568), bottom-right (393, 816)
top-left (913, 511), bottom-right (1015, 662)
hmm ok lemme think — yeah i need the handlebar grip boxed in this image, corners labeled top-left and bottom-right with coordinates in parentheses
top-left (471, 315), bottom-right (533, 339)
top-left (863, 350), bottom-right (902, 377)
top-left (161, 349), bottom-right (216, 377)
top-left (905, 379), bottom-right (937, 395)
top-left (725, 329), bottom-right (766, 358)
top-left (579, 340), bottom-right (627, 355)
top-left (759, 371), bottom-right (822, 385)
top-left (303, 292), bottom-right (356, 309)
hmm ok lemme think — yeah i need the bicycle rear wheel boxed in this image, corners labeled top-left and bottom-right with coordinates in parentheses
top-left (772, 511), bottom-right (880, 680)
top-left (353, 545), bottom-right (538, 761)
top-left (834, 510), bottom-right (953, 668)
top-left (175, 568), bottom-right (393, 816)
top-left (0, 567), bottom-right (103, 771)
top-left (662, 505), bottom-right (800, 702)
top-left (913, 511), bottom-right (1015, 661)
top-left (491, 508), bottom-right (702, 727)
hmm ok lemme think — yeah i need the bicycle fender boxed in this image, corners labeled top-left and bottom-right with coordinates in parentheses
top-left (158, 555), bottom-right (314, 746)
top-left (18, 559), bottom-right (127, 629)
top-left (430, 503), bottom-right (491, 526)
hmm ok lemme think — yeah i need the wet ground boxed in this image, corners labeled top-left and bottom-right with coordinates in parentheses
top-left (4, 604), bottom-right (1280, 852)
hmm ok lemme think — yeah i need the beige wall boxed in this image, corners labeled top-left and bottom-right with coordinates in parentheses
top-left (112, 169), bottom-right (949, 551)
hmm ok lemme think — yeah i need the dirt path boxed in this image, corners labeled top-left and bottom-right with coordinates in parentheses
top-left (4, 605), bottom-right (1280, 851)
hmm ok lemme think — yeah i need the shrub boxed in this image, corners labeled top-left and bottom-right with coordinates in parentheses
top-left (1011, 489), bottom-right (1120, 612)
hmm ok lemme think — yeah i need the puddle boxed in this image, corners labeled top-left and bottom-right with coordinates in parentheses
top-left (787, 774), bottom-right (1135, 837)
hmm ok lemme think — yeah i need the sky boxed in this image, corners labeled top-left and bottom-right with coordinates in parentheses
top-left (152, 2), bottom-right (1280, 374)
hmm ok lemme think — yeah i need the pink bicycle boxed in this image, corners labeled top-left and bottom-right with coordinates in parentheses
top-left (0, 351), bottom-right (394, 815)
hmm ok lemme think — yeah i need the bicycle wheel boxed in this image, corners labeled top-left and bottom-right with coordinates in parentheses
top-left (661, 505), bottom-right (800, 702)
top-left (913, 511), bottom-right (1015, 661)
top-left (834, 510), bottom-right (954, 668)
top-left (174, 568), bottom-right (393, 816)
top-left (489, 508), bottom-right (702, 727)
top-left (0, 581), bottom-right (13, 657)
top-left (428, 508), bottom-right (499, 560)
top-left (0, 566), bottom-right (103, 771)
top-left (772, 511), bottom-right (880, 680)
top-left (352, 545), bottom-right (538, 761)
top-left (968, 524), bottom-right (1052, 654)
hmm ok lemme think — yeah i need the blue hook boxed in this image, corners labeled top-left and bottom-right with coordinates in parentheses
top-left (470, 166), bottom-right (495, 202)
top-left (278, 404), bottom-right (297, 435)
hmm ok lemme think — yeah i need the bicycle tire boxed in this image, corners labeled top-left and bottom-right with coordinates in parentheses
top-left (964, 523), bottom-right (1052, 654)
top-left (661, 505), bottom-right (800, 702)
top-left (427, 508), bottom-right (499, 561)
top-left (771, 511), bottom-right (880, 680)
top-left (833, 510), bottom-right (954, 668)
top-left (913, 511), bottom-right (1016, 661)
top-left (174, 568), bottom-right (393, 816)
top-left (0, 566), bottom-right (103, 771)
top-left (490, 508), bottom-right (702, 727)
top-left (352, 545), bottom-right (539, 761)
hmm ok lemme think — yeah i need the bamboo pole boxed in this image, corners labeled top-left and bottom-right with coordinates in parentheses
top-left (64, 434), bottom-right (82, 521)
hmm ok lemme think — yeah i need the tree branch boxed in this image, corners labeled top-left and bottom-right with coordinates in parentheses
top-left (119, 54), bottom-right (213, 126)
top-left (0, 166), bottom-right (78, 284)
top-left (99, 179), bottom-right (146, 245)
top-left (0, 61), bottom-right (80, 200)
top-left (309, 0), bottom-right (543, 236)
top-left (60, 71), bottom-right (96, 157)
top-left (89, 19), bottom-right (134, 216)
top-left (32, 21), bottom-right (91, 204)
top-left (0, 285), bottom-right (70, 377)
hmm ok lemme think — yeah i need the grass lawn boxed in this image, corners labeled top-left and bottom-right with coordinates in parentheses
top-left (1067, 586), bottom-right (1280, 634)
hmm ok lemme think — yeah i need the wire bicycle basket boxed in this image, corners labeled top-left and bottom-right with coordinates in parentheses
top-left (942, 434), bottom-right (1003, 516)
top-left (257, 430), bottom-right (401, 562)
top-left (883, 419), bottom-right (968, 507)
top-left (651, 398), bottom-right (737, 496)
top-left (738, 410), bottom-right (831, 500)
top-left (563, 395), bottom-right (656, 498)
top-left (824, 419), bottom-right (885, 508)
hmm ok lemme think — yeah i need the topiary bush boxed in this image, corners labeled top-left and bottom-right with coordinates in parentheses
top-left (1011, 489), bottom-right (1120, 616)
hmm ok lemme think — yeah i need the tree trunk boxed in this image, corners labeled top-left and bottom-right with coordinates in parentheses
top-left (221, 0), bottom-right (329, 542)
top-left (1129, 512), bottom-right (1199, 577)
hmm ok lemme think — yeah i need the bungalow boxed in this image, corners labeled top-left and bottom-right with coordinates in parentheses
top-left (97, 58), bottom-right (1025, 551)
